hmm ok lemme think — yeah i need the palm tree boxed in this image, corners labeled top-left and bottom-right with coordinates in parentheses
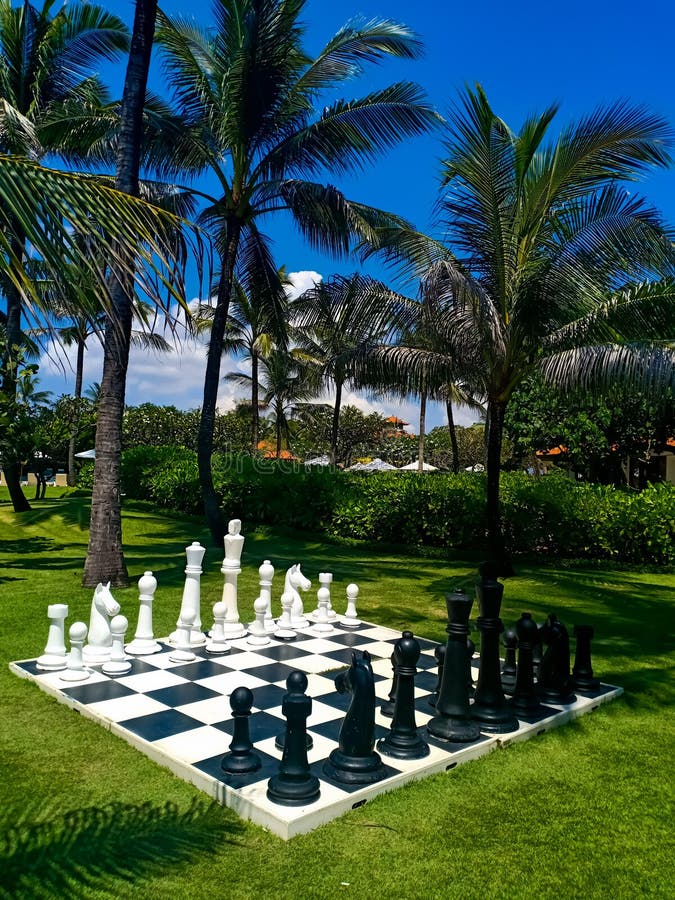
top-left (370, 87), bottom-right (675, 566)
top-left (292, 274), bottom-right (397, 464)
top-left (225, 348), bottom-right (319, 458)
top-left (156, 0), bottom-right (439, 543)
top-left (201, 268), bottom-right (291, 453)
top-left (0, 0), bottom-right (129, 510)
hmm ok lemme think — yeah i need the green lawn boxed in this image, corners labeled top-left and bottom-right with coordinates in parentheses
top-left (1, 492), bottom-right (673, 899)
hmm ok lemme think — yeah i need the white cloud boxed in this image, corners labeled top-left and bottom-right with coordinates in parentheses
top-left (285, 270), bottom-right (322, 299)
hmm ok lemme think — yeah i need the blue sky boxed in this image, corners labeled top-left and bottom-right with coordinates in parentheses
top-left (41, 0), bottom-right (675, 430)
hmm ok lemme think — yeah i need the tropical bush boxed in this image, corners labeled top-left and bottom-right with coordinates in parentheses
top-left (101, 446), bottom-right (675, 565)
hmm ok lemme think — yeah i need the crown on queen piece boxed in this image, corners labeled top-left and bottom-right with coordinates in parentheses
top-left (186, 541), bottom-right (206, 572)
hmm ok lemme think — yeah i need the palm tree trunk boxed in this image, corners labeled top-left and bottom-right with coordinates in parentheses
top-left (67, 336), bottom-right (85, 487)
top-left (1, 234), bottom-right (31, 512)
top-left (198, 219), bottom-right (241, 545)
top-left (83, 0), bottom-right (157, 587)
top-left (417, 389), bottom-right (427, 472)
top-left (275, 400), bottom-right (282, 458)
top-left (251, 350), bottom-right (259, 454)
top-left (330, 379), bottom-right (343, 465)
top-left (446, 398), bottom-right (460, 473)
top-left (485, 397), bottom-right (512, 574)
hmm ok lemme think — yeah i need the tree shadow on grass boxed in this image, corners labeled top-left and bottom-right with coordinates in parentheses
top-left (0, 797), bottom-right (244, 900)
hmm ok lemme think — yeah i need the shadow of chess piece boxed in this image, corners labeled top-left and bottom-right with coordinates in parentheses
top-left (428, 589), bottom-right (481, 743)
top-left (378, 633), bottom-right (429, 759)
top-left (221, 686), bottom-right (262, 775)
top-left (571, 624), bottom-right (600, 692)
top-left (471, 562), bottom-right (519, 734)
top-left (510, 613), bottom-right (544, 717)
top-left (501, 627), bottom-right (518, 695)
top-left (323, 651), bottom-right (385, 784)
top-left (267, 672), bottom-right (320, 806)
top-left (428, 643), bottom-right (445, 708)
top-left (537, 613), bottom-right (576, 704)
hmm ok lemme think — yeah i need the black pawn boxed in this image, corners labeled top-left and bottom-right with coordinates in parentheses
top-left (571, 624), bottom-right (600, 692)
top-left (501, 627), bottom-right (518, 695)
top-left (537, 613), bottom-right (576, 704)
top-left (377, 633), bottom-right (430, 759)
top-left (267, 672), bottom-right (320, 807)
top-left (428, 589), bottom-right (481, 743)
top-left (428, 643), bottom-right (446, 707)
top-left (221, 686), bottom-right (262, 775)
top-left (510, 613), bottom-right (544, 717)
top-left (471, 563), bottom-right (519, 734)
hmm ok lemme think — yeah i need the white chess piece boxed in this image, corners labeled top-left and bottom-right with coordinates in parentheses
top-left (259, 559), bottom-right (277, 633)
top-left (83, 583), bottom-right (120, 664)
top-left (340, 583), bottom-right (361, 627)
top-left (248, 596), bottom-right (271, 646)
top-left (319, 572), bottom-right (337, 621)
top-left (312, 585), bottom-right (335, 634)
top-left (170, 610), bottom-right (197, 662)
top-left (274, 590), bottom-right (296, 640)
top-left (206, 602), bottom-right (231, 654)
top-left (126, 571), bottom-right (162, 655)
top-left (220, 520), bottom-right (246, 638)
top-left (170, 542), bottom-right (207, 646)
top-left (60, 622), bottom-right (91, 682)
top-left (37, 603), bottom-right (69, 670)
top-left (102, 616), bottom-right (132, 675)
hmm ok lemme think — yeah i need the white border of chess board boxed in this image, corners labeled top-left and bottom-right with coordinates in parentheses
top-left (9, 625), bottom-right (623, 840)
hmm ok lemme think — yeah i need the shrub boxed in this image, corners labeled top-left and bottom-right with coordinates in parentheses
top-left (114, 446), bottom-right (675, 565)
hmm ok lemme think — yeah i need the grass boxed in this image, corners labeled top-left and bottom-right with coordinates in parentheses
top-left (1, 491), bottom-right (674, 899)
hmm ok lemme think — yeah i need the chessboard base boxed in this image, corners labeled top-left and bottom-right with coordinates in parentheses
top-left (10, 620), bottom-right (622, 840)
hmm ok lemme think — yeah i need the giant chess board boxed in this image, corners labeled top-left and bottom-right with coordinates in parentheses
top-left (10, 620), bottom-right (622, 839)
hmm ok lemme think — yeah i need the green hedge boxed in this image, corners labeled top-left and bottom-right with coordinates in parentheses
top-left (88, 446), bottom-right (675, 565)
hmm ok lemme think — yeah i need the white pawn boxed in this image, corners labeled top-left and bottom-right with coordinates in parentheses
top-left (102, 616), bottom-right (132, 675)
top-left (60, 622), bottom-right (91, 682)
top-left (320, 572), bottom-right (337, 621)
top-left (340, 583), bottom-right (361, 627)
top-left (126, 571), bottom-right (162, 656)
top-left (170, 609), bottom-right (196, 662)
top-left (206, 602), bottom-right (231, 654)
top-left (37, 603), bottom-right (69, 671)
top-left (274, 590), bottom-right (296, 640)
top-left (259, 559), bottom-right (277, 634)
top-left (248, 596), bottom-right (271, 646)
top-left (312, 586), bottom-right (335, 634)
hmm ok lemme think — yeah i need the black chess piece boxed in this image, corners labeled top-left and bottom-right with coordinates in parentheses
top-left (510, 613), bottom-right (544, 717)
top-left (267, 671), bottom-right (321, 806)
top-left (323, 651), bottom-right (386, 784)
top-left (471, 563), bottom-right (520, 734)
top-left (467, 637), bottom-right (476, 697)
top-left (501, 627), bottom-right (518, 695)
top-left (381, 635), bottom-right (408, 718)
top-left (221, 686), bottom-right (262, 775)
top-left (537, 613), bottom-right (576, 704)
top-left (428, 643), bottom-right (446, 708)
top-left (377, 633), bottom-right (430, 759)
top-left (532, 623), bottom-right (544, 679)
top-left (274, 730), bottom-right (313, 752)
top-left (428, 589), bottom-right (482, 743)
top-left (571, 624), bottom-right (600, 692)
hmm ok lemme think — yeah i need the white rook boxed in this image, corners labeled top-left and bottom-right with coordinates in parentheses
top-left (220, 519), bottom-right (246, 638)
top-left (127, 571), bottom-right (162, 655)
top-left (37, 604), bottom-right (69, 671)
top-left (170, 542), bottom-right (207, 646)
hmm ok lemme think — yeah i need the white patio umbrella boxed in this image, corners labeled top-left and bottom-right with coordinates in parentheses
top-left (74, 449), bottom-right (96, 459)
top-left (398, 461), bottom-right (438, 472)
